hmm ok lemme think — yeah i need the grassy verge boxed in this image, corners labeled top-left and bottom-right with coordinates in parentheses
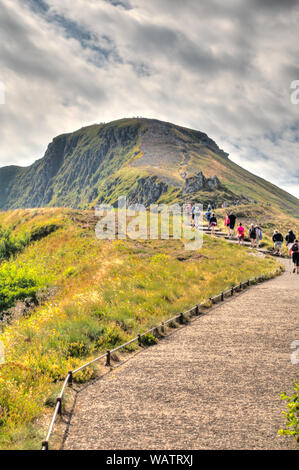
top-left (0, 208), bottom-right (281, 449)
top-left (279, 383), bottom-right (299, 443)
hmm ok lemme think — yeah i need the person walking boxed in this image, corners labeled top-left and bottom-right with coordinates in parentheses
top-left (194, 205), bottom-right (202, 229)
top-left (191, 204), bottom-right (196, 227)
top-left (209, 213), bottom-right (217, 235)
top-left (286, 230), bottom-right (296, 255)
top-left (272, 230), bottom-right (283, 256)
top-left (228, 212), bottom-right (236, 238)
top-left (255, 226), bottom-right (263, 247)
top-left (249, 224), bottom-right (257, 248)
top-left (237, 223), bottom-right (245, 245)
top-left (205, 208), bottom-right (212, 225)
top-left (291, 239), bottom-right (299, 273)
top-left (224, 213), bottom-right (230, 236)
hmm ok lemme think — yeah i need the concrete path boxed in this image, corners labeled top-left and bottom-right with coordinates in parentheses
top-left (63, 260), bottom-right (298, 450)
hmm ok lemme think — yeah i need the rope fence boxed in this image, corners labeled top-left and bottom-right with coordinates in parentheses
top-left (41, 268), bottom-right (282, 450)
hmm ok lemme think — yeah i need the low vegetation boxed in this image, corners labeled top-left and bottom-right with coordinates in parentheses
top-left (279, 383), bottom-right (299, 442)
top-left (0, 207), bottom-right (283, 449)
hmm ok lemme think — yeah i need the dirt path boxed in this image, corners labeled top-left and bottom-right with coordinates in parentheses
top-left (63, 260), bottom-right (298, 450)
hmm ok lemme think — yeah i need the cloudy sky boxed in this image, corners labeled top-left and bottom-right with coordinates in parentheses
top-left (1, 0), bottom-right (299, 196)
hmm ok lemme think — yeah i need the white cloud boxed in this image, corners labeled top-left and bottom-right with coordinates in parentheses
top-left (0, 0), bottom-right (299, 197)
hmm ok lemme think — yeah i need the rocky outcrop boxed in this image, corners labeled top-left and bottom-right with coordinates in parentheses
top-left (183, 172), bottom-right (220, 194)
top-left (127, 176), bottom-right (168, 207)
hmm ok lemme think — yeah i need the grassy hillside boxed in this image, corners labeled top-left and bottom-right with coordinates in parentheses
top-left (0, 207), bottom-right (281, 449)
top-left (1, 118), bottom-right (299, 217)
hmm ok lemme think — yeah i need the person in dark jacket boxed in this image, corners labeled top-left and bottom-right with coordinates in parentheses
top-left (209, 213), bottom-right (217, 235)
top-left (249, 224), bottom-right (257, 248)
top-left (228, 213), bottom-right (236, 238)
top-left (272, 230), bottom-right (283, 255)
top-left (291, 240), bottom-right (299, 273)
top-left (286, 230), bottom-right (296, 255)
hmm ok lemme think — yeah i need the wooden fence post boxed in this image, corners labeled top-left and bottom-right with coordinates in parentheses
top-left (106, 350), bottom-right (111, 366)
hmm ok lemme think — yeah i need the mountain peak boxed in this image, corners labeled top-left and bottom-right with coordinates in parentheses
top-left (0, 117), bottom-right (298, 214)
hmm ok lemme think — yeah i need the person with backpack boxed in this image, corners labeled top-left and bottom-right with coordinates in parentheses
top-left (228, 213), bottom-right (236, 238)
top-left (286, 230), bottom-right (296, 255)
top-left (272, 230), bottom-right (283, 255)
top-left (255, 226), bottom-right (263, 247)
top-left (205, 208), bottom-right (212, 225)
top-left (237, 223), bottom-right (245, 245)
top-left (209, 213), bottom-right (217, 235)
top-left (249, 224), bottom-right (257, 248)
top-left (291, 240), bottom-right (299, 273)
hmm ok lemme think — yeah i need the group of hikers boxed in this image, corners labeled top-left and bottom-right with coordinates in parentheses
top-left (186, 202), bottom-right (299, 274)
top-left (272, 229), bottom-right (299, 273)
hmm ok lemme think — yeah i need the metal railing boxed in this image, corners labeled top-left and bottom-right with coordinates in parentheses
top-left (41, 269), bottom-right (281, 450)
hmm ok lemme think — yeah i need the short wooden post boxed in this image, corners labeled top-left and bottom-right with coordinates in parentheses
top-left (231, 287), bottom-right (234, 296)
top-left (161, 322), bottom-right (165, 333)
top-left (42, 441), bottom-right (49, 450)
top-left (68, 371), bottom-right (73, 387)
top-left (106, 350), bottom-right (111, 366)
top-left (221, 292), bottom-right (224, 301)
top-left (195, 305), bottom-right (199, 315)
top-left (138, 334), bottom-right (142, 346)
top-left (57, 397), bottom-right (62, 416)
top-left (179, 313), bottom-right (184, 324)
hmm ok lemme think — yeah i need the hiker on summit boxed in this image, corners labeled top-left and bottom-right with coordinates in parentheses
top-left (249, 224), bottom-right (257, 248)
top-left (209, 213), bottom-right (217, 235)
top-left (272, 230), bottom-right (283, 256)
top-left (291, 239), bottom-right (299, 273)
top-left (237, 223), bottom-right (245, 245)
top-left (286, 230), bottom-right (296, 255)
top-left (228, 212), bottom-right (236, 238)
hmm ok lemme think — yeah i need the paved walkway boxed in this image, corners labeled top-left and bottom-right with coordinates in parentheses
top-left (64, 260), bottom-right (298, 450)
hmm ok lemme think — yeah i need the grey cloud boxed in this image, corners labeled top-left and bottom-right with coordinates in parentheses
top-left (0, 0), bottom-right (299, 197)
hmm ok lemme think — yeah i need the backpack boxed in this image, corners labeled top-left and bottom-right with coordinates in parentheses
top-left (292, 243), bottom-right (299, 252)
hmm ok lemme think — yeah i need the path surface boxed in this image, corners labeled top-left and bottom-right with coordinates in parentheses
top-left (64, 260), bottom-right (298, 450)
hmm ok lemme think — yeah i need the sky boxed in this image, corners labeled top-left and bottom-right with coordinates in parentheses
top-left (0, 0), bottom-right (299, 197)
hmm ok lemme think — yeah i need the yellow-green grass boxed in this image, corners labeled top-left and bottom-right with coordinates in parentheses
top-left (0, 208), bottom-right (281, 449)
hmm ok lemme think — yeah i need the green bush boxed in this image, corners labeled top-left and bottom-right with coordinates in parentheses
top-left (0, 225), bottom-right (30, 261)
top-left (279, 383), bottom-right (299, 442)
top-left (141, 333), bottom-right (158, 346)
top-left (0, 262), bottom-right (46, 312)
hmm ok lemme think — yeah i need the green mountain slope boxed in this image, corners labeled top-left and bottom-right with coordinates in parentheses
top-left (0, 117), bottom-right (298, 216)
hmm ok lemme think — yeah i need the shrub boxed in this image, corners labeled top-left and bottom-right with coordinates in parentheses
top-left (0, 262), bottom-right (46, 312)
top-left (0, 226), bottom-right (30, 261)
top-left (279, 383), bottom-right (299, 442)
top-left (141, 333), bottom-right (158, 346)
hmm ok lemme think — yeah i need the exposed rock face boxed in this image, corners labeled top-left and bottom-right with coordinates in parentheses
top-left (206, 175), bottom-right (221, 190)
top-left (127, 176), bottom-right (168, 207)
top-left (183, 172), bottom-right (220, 194)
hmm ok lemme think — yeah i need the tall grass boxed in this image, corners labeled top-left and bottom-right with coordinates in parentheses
top-left (0, 208), bottom-right (281, 449)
